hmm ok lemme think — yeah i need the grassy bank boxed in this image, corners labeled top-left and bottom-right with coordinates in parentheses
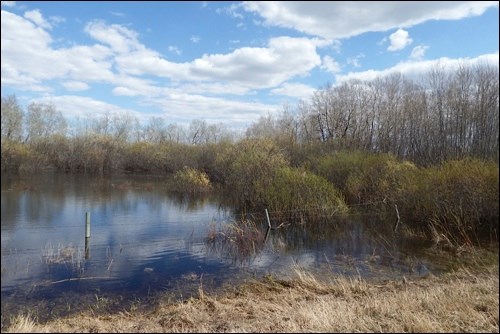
top-left (4, 261), bottom-right (498, 333)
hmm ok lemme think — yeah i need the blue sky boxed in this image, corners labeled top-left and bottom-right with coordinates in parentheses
top-left (1, 1), bottom-right (498, 130)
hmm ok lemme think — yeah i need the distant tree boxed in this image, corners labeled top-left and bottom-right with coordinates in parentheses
top-left (142, 116), bottom-right (168, 143)
top-left (1, 95), bottom-right (24, 142)
top-left (25, 102), bottom-right (67, 142)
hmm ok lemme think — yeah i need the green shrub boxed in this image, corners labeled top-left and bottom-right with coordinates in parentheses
top-left (265, 167), bottom-right (348, 222)
top-left (172, 166), bottom-right (212, 194)
top-left (218, 138), bottom-right (289, 210)
top-left (0, 140), bottom-right (31, 173)
top-left (313, 151), bottom-right (416, 205)
top-left (397, 158), bottom-right (499, 245)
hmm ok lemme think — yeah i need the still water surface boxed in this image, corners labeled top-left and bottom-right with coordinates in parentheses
top-left (1, 173), bottom-right (441, 310)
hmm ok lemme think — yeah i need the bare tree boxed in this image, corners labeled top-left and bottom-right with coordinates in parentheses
top-left (25, 102), bottom-right (67, 142)
top-left (1, 95), bottom-right (24, 142)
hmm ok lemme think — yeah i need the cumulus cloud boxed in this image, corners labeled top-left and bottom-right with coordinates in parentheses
top-left (320, 55), bottom-right (341, 74)
top-left (269, 82), bottom-right (316, 99)
top-left (2, 9), bottom-right (330, 97)
top-left (31, 95), bottom-right (142, 120)
top-left (24, 9), bottom-right (52, 30)
top-left (1, 10), bottom-right (114, 89)
top-left (148, 93), bottom-right (278, 127)
top-left (410, 44), bottom-right (429, 60)
top-left (387, 29), bottom-right (413, 51)
top-left (187, 37), bottom-right (327, 87)
top-left (190, 35), bottom-right (201, 43)
top-left (85, 20), bottom-right (142, 54)
top-left (336, 52), bottom-right (499, 83)
top-left (242, 1), bottom-right (498, 39)
top-left (115, 35), bottom-right (328, 89)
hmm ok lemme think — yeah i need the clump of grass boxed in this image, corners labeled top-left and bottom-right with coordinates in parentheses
top-left (171, 166), bottom-right (212, 194)
top-left (41, 241), bottom-right (85, 274)
top-left (206, 219), bottom-right (265, 262)
top-left (3, 313), bottom-right (36, 333)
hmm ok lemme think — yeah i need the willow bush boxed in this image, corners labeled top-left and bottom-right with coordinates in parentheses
top-left (264, 167), bottom-right (348, 222)
top-left (0, 140), bottom-right (31, 173)
top-left (312, 151), bottom-right (416, 205)
top-left (122, 141), bottom-right (167, 173)
top-left (397, 158), bottom-right (499, 245)
top-left (171, 166), bottom-right (212, 194)
top-left (218, 138), bottom-right (289, 211)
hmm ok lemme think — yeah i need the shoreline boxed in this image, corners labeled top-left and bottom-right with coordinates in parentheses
top-left (3, 261), bottom-right (498, 333)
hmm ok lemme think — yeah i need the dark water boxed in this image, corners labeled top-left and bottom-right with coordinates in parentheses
top-left (1, 173), bottom-right (443, 322)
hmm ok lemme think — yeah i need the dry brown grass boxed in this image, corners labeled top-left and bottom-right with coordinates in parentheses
top-left (3, 264), bottom-right (498, 333)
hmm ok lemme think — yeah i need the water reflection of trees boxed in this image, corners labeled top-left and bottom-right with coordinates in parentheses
top-left (0, 173), bottom-right (224, 230)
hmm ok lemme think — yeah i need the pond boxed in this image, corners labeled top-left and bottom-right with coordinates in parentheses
top-left (1, 173), bottom-right (443, 321)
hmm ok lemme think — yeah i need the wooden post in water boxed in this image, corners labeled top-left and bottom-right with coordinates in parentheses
top-left (85, 212), bottom-right (91, 259)
top-left (265, 209), bottom-right (272, 229)
top-left (393, 204), bottom-right (401, 232)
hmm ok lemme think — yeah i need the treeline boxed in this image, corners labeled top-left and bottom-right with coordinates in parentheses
top-left (2, 63), bottom-right (498, 172)
top-left (247, 63), bottom-right (499, 165)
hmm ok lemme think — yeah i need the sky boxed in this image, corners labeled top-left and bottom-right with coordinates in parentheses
top-left (1, 1), bottom-right (499, 130)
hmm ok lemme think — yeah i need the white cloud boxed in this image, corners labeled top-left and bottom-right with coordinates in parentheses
top-left (243, 2), bottom-right (498, 39)
top-left (49, 15), bottom-right (65, 25)
top-left (116, 35), bottom-right (328, 89)
top-left (168, 45), bottom-right (181, 55)
top-left (320, 55), bottom-right (341, 74)
top-left (347, 53), bottom-right (365, 68)
top-left (270, 82), bottom-right (316, 99)
top-left (85, 20), bottom-right (142, 54)
top-left (109, 75), bottom-right (163, 97)
top-left (148, 93), bottom-right (278, 127)
top-left (330, 39), bottom-right (342, 53)
top-left (190, 35), bottom-right (201, 43)
top-left (174, 82), bottom-right (252, 96)
top-left (31, 95), bottom-right (142, 120)
top-left (336, 52), bottom-right (499, 83)
top-left (1, 10), bottom-right (114, 88)
top-left (24, 9), bottom-right (52, 30)
top-left (2, 10), bottom-right (329, 103)
top-left (187, 37), bottom-right (326, 87)
top-left (216, 3), bottom-right (244, 19)
top-left (62, 81), bottom-right (89, 91)
top-left (112, 86), bottom-right (139, 97)
top-left (410, 44), bottom-right (429, 60)
top-left (387, 29), bottom-right (413, 51)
